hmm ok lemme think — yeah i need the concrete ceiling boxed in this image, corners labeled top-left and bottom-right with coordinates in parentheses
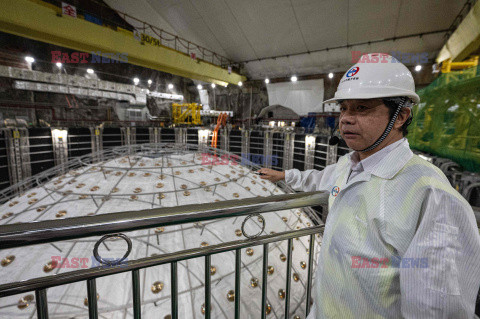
top-left (105, 0), bottom-right (467, 80)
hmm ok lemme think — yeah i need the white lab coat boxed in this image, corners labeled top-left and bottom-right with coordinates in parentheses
top-left (285, 139), bottom-right (480, 318)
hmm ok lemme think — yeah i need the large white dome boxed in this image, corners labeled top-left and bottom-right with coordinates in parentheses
top-left (0, 144), bottom-right (322, 318)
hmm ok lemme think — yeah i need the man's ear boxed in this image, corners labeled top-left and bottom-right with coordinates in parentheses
top-left (395, 107), bottom-right (411, 129)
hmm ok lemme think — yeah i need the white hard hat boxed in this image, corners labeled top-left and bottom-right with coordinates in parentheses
top-left (324, 53), bottom-right (420, 105)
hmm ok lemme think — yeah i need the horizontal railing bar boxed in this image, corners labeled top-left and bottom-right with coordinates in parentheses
top-left (0, 191), bottom-right (328, 249)
top-left (0, 226), bottom-right (323, 297)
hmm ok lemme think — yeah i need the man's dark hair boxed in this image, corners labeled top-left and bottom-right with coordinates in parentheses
top-left (382, 97), bottom-right (413, 136)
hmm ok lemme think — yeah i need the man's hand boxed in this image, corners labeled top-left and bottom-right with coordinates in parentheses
top-left (257, 168), bottom-right (285, 183)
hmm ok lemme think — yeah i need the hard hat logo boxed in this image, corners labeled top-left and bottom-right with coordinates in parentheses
top-left (346, 67), bottom-right (359, 78)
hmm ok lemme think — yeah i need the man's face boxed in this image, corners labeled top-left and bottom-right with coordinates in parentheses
top-left (339, 99), bottom-right (390, 151)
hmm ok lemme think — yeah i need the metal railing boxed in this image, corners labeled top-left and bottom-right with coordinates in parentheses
top-left (0, 191), bottom-right (328, 319)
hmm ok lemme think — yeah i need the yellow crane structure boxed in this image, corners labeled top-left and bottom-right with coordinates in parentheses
top-left (172, 103), bottom-right (202, 125)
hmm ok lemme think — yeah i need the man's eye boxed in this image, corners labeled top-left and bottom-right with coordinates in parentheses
top-left (356, 105), bottom-right (367, 111)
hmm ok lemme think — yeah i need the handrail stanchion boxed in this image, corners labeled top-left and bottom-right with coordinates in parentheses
top-left (261, 243), bottom-right (269, 319)
top-left (306, 234), bottom-right (315, 315)
top-left (285, 238), bottom-right (293, 318)
top-left (234, 248), bottom-right (241, 319)
top-left (35, 288), bottom-right (49, 319)
top-left (132, 269), bottom-right (141, 319)
top-left (205, 254), bottom-right (211, 319)
top-left (87, 279), bottom-right (98, 319)
top-left (171, 262), bottom-right (178, 319)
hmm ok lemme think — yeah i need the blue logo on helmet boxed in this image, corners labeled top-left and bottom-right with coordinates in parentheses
top-left (346, 67), bottom-right (359, 78)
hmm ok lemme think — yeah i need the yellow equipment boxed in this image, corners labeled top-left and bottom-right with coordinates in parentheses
top-left (440, 56), bottom-right (478, 85)
top-left (172, 103), bottom-right (202, 125)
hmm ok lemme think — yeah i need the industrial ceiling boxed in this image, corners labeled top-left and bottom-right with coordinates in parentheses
top-left (105, 0), bottom-right (467, 79)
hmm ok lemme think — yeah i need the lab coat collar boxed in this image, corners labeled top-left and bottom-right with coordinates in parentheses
top-left (346, 138), bottom-right (413, 180)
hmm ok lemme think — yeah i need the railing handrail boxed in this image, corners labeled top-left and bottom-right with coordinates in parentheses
top-left (0, 225), bottom-right (323, 298)
top-left (0, 191), bottom-right (328, 249)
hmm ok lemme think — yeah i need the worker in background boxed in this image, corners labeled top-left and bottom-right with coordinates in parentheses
top-left (258, 53), bottom-right (480, 318)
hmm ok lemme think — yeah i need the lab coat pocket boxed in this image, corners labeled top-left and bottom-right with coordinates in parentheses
top-left (425, 222), bottom-right (461, 295)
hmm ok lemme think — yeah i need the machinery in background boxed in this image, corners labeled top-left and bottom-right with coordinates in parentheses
top-left (172, 103), bottom-right (202, 125)
top-left (211, 112), bottom-right (228, 148)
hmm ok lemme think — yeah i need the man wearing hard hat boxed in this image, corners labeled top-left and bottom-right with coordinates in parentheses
top-left (258, 53), bottom-right (480, 318)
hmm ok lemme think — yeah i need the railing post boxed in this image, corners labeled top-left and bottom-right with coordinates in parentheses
top-left (263, 131), bottom-right (274, 168)
top-left (132, 270), bottom-right (141, 319)
top-left (285, 238), bottom-right (293, 318)
top-left (326, 143), bottom-right (338, 165)
top-left (304, 135), bottom-right (316, 170)
top-left (306, 234), bottom-right (315, 316)
top-left (220, 128), bottom-right (230, 152)
top-left (205, 255), bottom-right (211, 319)
top-left (241, 129), bottom-right (250, 166)
top-left (51, 127), bottom-right (68, 172)
top-left (282, 132), bottom-right (295, 170)
top-left (87, 279), bottom-right (98, 319)
top-left (261, 243), bottom-right (269, 319)
top-left (235, 248), bottom-right (241, 319)
top-left (171, 262), bottom-right (178, 319)
top-left (35, 289), bottom-right (49, 319)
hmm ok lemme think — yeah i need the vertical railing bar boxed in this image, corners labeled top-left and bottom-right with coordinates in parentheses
top-left (171, 261), bottom-right (178, 319)
top-left (205, 254), bottom-right (211, 319)
top-left (306, 233), bottom-right (316, 315)
top-left (132, 269), bottom-right (141, 319)
top-left (35, 288), bottom-right (49, 319)
top-left (234, 248), bottom-right (241, 319)
top-left (261, 243), bottom-right (269, 319)
top-left (285, 238), bottom-right (293, 319)
top-left (87, 278), bottom-right (98, 319)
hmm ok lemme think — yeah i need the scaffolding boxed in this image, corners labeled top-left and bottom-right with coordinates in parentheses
top-left (172, 103), bottom-right (202, 125)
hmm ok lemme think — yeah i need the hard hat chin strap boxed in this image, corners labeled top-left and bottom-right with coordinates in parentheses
top-left (358, 97), bottom-right (406, 153)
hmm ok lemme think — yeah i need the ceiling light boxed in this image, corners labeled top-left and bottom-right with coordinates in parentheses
top-left (265, 78), bottom-right (270, 84)
top-left (211, 83), bottom-right (216, 88)
top-left (197, 84), bottom-right (203, 90)
top-left (238, 81), bottom-right (243, 87)
top-left (291, 76), bottom-right (297, 82)
top-left (56, 62), bottom-right (62, 68)
top-left (25, 56), bottom-right (34, 63)
top-left (168, 83), bottom-right (174, 89)
top-left (87, 68), bottom-right (94, 74)
top-left (133, 77), bottom-right (140, 85)
top-left (415, 65), bottom-right (422, 72)
top-left (328, 73), bottom-right (333, 79)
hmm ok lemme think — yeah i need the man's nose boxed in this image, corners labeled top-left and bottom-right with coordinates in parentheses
top-left (340, 112), bottom-right (356, 125)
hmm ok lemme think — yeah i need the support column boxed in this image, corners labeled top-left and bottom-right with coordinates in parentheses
top-left (304, 135), bottom-right (316, 170)
top-left (121, 127), bottom-right (136, 147)
top-left (174, 127), bottom-right (187, 145)
top-left (282, 132), bottom-right (295, 170)
top-left (4, 128), bottom-right (31, 189)
top-left (263, 131), bottom-right (274, 168)
top-left (89, 126), bottom-right (103, 163)
top-left (51, 128), bottom-right (68, 172)
top-left (241, 129), bottom-right (250, 164)
top-left (198, 129), bottom-right (210, 152)
top-left (219, 128), bottom-right (230, 152)
top-left (149, 127), bottom-right (161, 144)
